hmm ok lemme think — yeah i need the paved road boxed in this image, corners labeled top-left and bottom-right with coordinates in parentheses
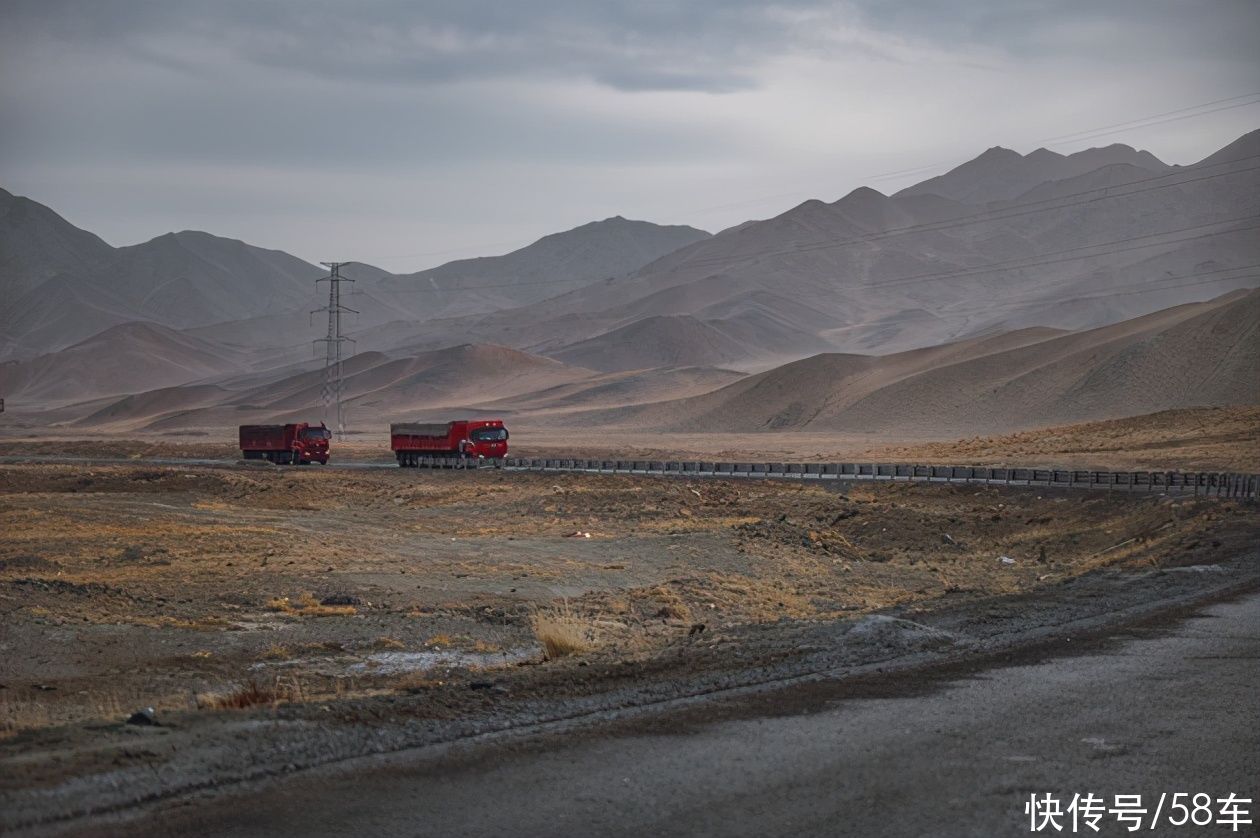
top-left (107, 593), bottom-right (1259, 837)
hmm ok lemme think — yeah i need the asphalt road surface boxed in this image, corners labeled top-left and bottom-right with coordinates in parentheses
top-left (107, 593), bottom-right (1259, 837)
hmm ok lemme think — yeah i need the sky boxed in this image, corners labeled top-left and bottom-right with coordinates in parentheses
top-left (1, 0), bottom-right (1258, 272)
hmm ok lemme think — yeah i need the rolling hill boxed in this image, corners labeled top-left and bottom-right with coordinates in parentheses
top-left (87, 344), bottom-right (595, 431)
top-left (0, 321), bottom-right (246, 405)
top-left (575, 289), bottom-right (1259, 437)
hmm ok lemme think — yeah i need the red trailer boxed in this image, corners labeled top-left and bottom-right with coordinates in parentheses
top-left (391, 419), bottom-right (508, 467)
top-left (239, 423), bottom-right (331, 465)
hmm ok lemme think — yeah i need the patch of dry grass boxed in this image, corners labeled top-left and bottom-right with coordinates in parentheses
top-left (197, 678), bottom-right (300, 710)
top-left (266, 593), bottom-right (357, 617)
top-left (258, 644), bottom-right (293, 661)
top-left (0, 690), bottom-right (186, 735)
top-left (0, 698), bottom-right (52, 738)
top-left (531, 604), bottom-right (596, 659)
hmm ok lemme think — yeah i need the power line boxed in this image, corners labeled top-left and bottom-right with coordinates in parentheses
top-left (1047, 99), bottom-right (1260, 148)
top-left (1044, 93), bottom-right (1260, 143)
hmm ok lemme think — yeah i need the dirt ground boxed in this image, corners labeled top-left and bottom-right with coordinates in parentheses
top-left (2, 405), bottom-right (1257, 471)
top-left (1, 459), bottom-right (1255, 739)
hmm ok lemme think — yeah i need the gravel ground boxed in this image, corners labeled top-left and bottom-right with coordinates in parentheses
top-left (0, 459), bottom-right (1256, 834)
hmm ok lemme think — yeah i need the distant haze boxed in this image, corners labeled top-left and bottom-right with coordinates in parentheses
top-left (1, 0), bottom-right (1258, 271)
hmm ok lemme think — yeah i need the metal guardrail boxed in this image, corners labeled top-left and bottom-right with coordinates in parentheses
top-left (424, 457), bottom-right (1260, 498)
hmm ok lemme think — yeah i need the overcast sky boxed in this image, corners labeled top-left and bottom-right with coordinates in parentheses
top-left (2, 0), bottom-right (1257, 272)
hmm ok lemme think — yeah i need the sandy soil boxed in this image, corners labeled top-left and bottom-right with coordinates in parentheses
top-left (1, 460), bottom-right (1254, 740)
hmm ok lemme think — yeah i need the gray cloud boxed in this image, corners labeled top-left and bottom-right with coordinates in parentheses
top-left (6, 1), bottom-right (1256, 96)
top-left (3, 0), bottom-right (834, 93)
top-left (1, 1), bottom-right (1256, 271)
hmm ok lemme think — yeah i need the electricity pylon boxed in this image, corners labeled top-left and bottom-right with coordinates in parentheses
top-left (313, 262), bottom-right (357, 439)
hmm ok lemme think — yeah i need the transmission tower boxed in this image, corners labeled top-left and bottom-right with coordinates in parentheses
top-left (313, 262), bottom-right (357, 439)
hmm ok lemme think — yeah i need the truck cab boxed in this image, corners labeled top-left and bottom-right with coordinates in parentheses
top-left (297, 425), bottom-right (332, 464)
top-left (467, 423), bottom-right (509, 458)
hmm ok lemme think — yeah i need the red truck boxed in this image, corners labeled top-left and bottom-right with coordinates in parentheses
top-left (239, 423), bottom-right (331, 465)
top-left (391, 419), bottom-right (509, 467)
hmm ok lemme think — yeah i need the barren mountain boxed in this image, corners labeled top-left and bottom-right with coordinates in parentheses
top-left (3, 131), bottom-right (1257, 410)
top-left (895, 143), bottom-right (1172, 204)
top-left (365, 216), bottom-right (710, 321)
top-left (407, 130), bottom-right (1258, 368)
top-left (0, 226), bottom-right (322, 359)
top-left (0, 321), bottom-right (245, 405)
top-left (183, 219), bottom-right (712, 365)
top-left (581, 290), bottom-right (1258, 437)
top-left (0, 187), bottom-right (113, 301)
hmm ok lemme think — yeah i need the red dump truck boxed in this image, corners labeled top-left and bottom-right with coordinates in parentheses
top-left (239, 423), bottom-right (331, 465)
top-left (391, 419), bottom-right (509, 466)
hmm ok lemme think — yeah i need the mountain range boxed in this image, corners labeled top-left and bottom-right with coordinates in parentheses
top-left (1, 129), bottom-right (1257, 437)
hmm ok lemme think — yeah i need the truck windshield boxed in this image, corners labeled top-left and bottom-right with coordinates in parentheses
top-left (302, 428), bottom-right (332, 440)
top-left (471, 427), bottom-right (508, 441)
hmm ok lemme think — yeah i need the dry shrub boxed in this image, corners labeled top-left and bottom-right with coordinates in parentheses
top-left (531, 604), bottom-right (595, 659)
top-left (197, 678), bottom-right (298, 710)
top-left (374, 636), bottom-right (406, 650)
top-left (266, 592), bottom-right (357, 617)
top-left (0, 698), bottom-right (51, 738)
top-left (640, 584), bottom-right (694, 623)
top-left (259, 644), bottom-right (292, 661)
